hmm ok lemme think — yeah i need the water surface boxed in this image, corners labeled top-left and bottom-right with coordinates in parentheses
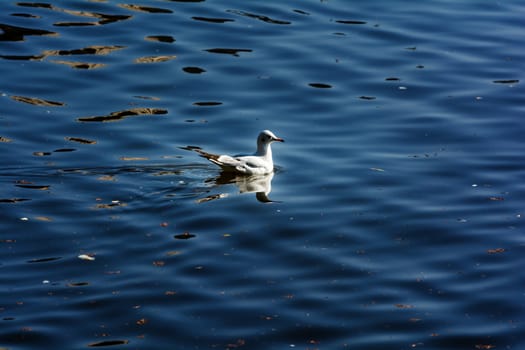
top-left (1, 0), bottom-right (524, 349)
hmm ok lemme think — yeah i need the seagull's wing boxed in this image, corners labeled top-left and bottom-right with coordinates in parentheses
top-left (196, 149), bottom-right (246, 173)
top-left (234, 156), bottom-right (271, 174)
top-left (196, 150), bottom-right (271, 174)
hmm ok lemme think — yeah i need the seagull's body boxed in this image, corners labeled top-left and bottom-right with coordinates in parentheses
top-left (197, 130), bottom-right (284, 175)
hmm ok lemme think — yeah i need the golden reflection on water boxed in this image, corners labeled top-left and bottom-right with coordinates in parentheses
top-left (77, 108), bottom-right (168, 123)
top-left (10, 95), bottom-right (66, 107)
top-left (50, 61), bottom-right (106, 69)
top-left (134, 55), bottom-right (177, 64)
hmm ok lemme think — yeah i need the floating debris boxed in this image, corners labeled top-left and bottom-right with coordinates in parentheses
top-left (192, 16), bottom-right (234, 23)
top-left (145, 35), bottom-right (175, 43)
top-left (204, 48), bottom-right (252, 57)
top-left (78, 108), bottom-right (167, 122)
top-left (134, 55), bottom-right (176, 64)
top-left (487, 248), bottom-right (505, 254)
top-left (493, 79), bottom-right (519, 84)
top-left (196, 193), bottom-right (228, 203)
top-left (68, 281), bottom-right (89, 287)
top-left (15, 184), bottom-right (50, 190)
top-left (120, 156), bottom-right (149, 161)
top-left (336, 20), bottom-right (367, 24)
top-left (27, 257), bottom-right (62, 263)
top-left (10, 95), bottom-right (65, 107)
top-left (118, 4), bottom-right (172, 13)
top-left (309, 83), bottom-right (332, 89)
top-left (174, 232), bottom-right (196, 240)
top-left (66, 137), bottom-right (97, 144)
top-left (50, 61), bottom-right (106, 69)
top-left (193, 101), bottom-right (222, 106)
top-left (88, 340), bottom-right (130, 347)
top-left (183, 66), bottom-right (206, 74)
top-left (78, 254), bottom-right (96, 261)
top-left (0, 198), bottom-right (30, 203)
top-left (33, 151), bottom-right (52, 156)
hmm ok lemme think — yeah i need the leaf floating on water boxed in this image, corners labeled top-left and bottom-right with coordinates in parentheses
top-left (152, 261), bottom-right (165, 267)
top-left (370, 167), bottom-right (385, 172)
top-left (78, 254), bottom-right (96, 261)
top-left (488, 196), bottom-right (504, 201)
top-left (88, 340), bottom-right (129, 347)
top-left (10, 95), bottom-right (65, 107)
top-left (359, 95), bottom-right (376, 100)
top-left (174, 232), bottom-right (196, 240)
top-left (0, 136), bottom-right (12, 142)
top-left (394, 304), bottom-right (414, 309)
top-left (78, 108), bottom-right (167, 122)
top-left (53, 148), bottom-right (76, 153)
top-left (35, 216), bottom-right (53, 222)
top-left (487, 248), bottom-right (505, 254)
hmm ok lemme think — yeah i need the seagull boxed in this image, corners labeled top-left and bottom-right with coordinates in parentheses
top-left (195, 130), bottom-right (284, 175)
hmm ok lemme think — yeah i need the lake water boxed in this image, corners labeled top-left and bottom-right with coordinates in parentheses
top-left (1, 0), bottom-right (524, 349)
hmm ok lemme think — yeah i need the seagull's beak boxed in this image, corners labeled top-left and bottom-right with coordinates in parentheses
top-left (273, 136), bottom-right (284, 143)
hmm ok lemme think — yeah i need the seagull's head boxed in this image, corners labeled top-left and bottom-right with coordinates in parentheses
top-left (258, 130), bottom-right (284, 145)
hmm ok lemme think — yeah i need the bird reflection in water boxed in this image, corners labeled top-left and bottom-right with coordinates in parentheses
top-left (198, 171), bottom-right (277, 203)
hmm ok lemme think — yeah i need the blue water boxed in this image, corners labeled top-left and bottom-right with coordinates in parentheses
top-left (1, 1), bottom-right (524, 349)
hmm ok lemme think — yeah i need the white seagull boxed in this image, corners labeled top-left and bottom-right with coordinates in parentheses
top-left (196, 130), bottom-right (284, 175)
